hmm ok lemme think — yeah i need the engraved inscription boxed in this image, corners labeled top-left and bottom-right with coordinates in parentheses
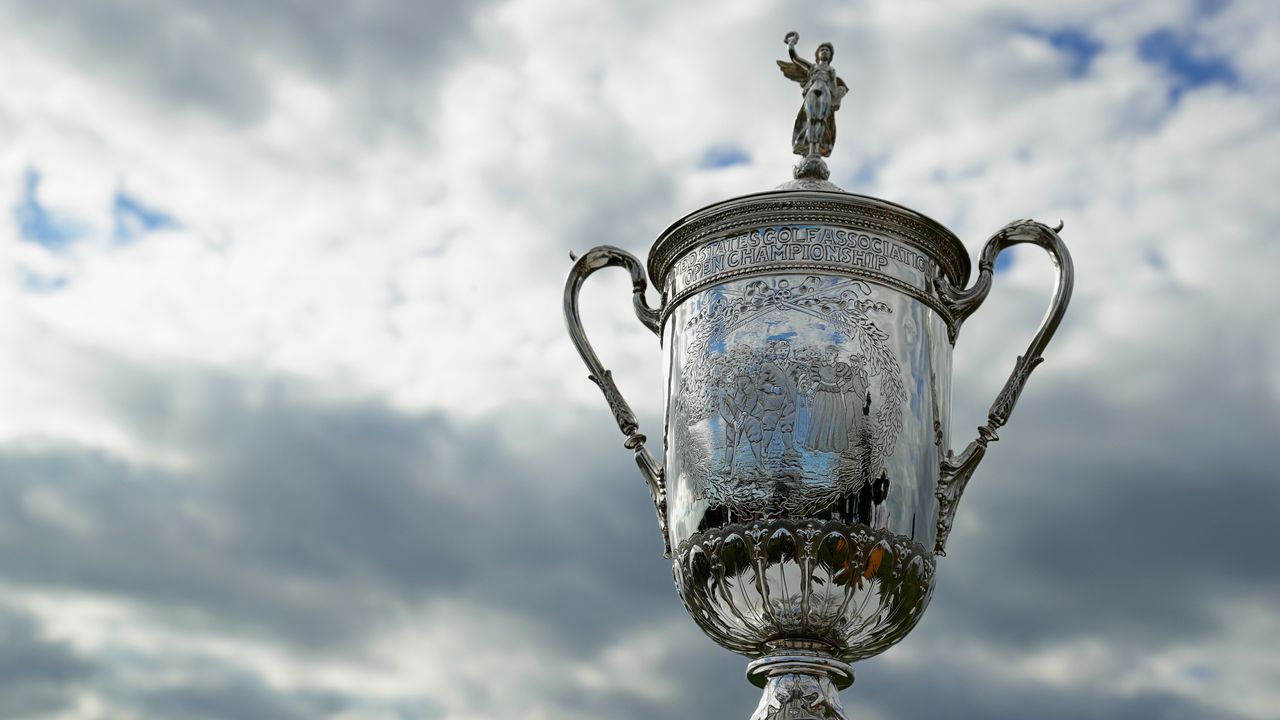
top-left (673, 226), bottom-right (933, 289)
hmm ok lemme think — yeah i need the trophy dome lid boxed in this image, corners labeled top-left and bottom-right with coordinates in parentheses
top-left (649, 33), bottom-right (970, 292)
top-left (647, 188), bottom-right (971, 293)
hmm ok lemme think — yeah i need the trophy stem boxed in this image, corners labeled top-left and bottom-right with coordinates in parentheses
top-left (747, 642), bottom-right (854, 720)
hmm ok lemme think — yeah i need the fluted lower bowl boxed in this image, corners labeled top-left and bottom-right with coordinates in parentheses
top-left (672, 519), bottom-right (935, 661)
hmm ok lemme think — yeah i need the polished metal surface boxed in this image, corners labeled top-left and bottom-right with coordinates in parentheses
top-left (933, 218), bottom-right (1074, 555)
top-left (647, 191), bottom-right (971, 322)
top-left (561, 34), bottom-right (1075, 720)
top-left (564, 246), bottom-right (670, 557)
top-left (673, 520), bottom-right (934, 658)
top-left (747, 644), bottom-right (854, 720)
top-left (663, 268), bottom-right (951, 553)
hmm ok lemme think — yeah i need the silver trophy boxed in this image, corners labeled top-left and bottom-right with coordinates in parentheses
top-left (564, 33), bottom-right (1073, 719)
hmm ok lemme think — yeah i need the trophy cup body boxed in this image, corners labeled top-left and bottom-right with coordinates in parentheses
top-left (563, 34), bottom-right (1073, 719)
top-left (656, 192), bottom-right (958, 658)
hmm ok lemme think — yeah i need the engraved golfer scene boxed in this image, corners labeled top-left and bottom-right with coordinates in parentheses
top-left (667, 274), bottom-right (907, 533)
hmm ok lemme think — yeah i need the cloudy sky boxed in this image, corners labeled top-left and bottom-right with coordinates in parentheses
top-left (1, 0), bottom-right (1277, 718)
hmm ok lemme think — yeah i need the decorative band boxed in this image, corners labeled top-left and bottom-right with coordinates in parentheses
top-left (648, 192), bottom-right (970, 290)
top-left (659, 262), bottom-right (960, 342)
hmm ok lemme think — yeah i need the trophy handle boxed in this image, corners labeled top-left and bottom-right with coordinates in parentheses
top-left (564, 245), bottom-right (671, 557)
top-left (933, 219), bottom-right (1075, 555)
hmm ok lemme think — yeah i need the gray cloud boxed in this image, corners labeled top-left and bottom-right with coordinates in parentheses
top-left (929, 319), bottom-right (1280, 651)
top-left (137, 674), bottom-right (340, 720)
top-left (0, 348), bottom-right (677, 660)
top-left (850, 658), bottom-right (1248, 720)
top-left (1, 0), bottom-right (490, 131)
top-left (0, 606), bottom-right (92, 717)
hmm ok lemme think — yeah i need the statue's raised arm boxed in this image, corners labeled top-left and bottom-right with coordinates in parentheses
top-left (778, 31), bottom-right (812, 80)
top-left (776, 32), bottom-right (849, 180)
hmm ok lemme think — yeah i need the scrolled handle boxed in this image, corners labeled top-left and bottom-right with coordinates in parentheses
top-left (563, 245), bottom-right (670, 557)
top-left (933, 220), bottom-right (1075, 555)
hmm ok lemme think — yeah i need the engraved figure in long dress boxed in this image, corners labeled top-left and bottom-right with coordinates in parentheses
top-left (804, 346), bottom-right (852, 453)
top-left (758, 340), bottom-right (798, 456)
top-left (721, 374), bottom-right (764, 475)
top-left (777, 32), bottom-right (849, 159)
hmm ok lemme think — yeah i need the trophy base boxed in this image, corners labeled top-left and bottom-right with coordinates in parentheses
top-left (747, 642), bottom-right (854, 720)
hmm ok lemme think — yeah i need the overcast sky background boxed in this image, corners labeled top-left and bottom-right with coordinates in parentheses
top-left (0, 1), bottom-right (1277, 718)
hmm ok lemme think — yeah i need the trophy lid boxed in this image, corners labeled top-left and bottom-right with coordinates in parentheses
top-left (647, 33), bottom-right (971, 292)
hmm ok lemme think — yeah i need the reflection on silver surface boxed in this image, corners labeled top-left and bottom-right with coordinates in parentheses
top-left (674, 519), bottom-right (934, 659)
top-left (561, 34), bottom-right (1074, 720)
top-left (664, 272), bottom-right (950, 554)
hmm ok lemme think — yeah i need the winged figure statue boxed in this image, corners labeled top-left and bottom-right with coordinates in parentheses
top-left (777, 32), bottom-right (849, 161)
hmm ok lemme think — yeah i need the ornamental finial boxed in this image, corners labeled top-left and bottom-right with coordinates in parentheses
top-left (777, 32), bottom-right (849, 181)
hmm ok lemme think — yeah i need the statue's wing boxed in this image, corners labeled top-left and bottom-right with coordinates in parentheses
top-left (776, 59), bottom-right (810, 85)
